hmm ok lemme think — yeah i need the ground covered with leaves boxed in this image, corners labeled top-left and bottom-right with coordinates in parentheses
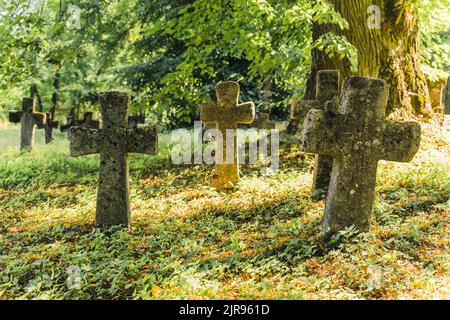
top-left (0, 120), bottom-right (449, 300)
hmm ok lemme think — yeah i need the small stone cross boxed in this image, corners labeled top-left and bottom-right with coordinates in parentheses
top-left (252, 113), bottom-right (276, 130)
top-left (291, 70), bottom-right (340, 197)
top-left (9, 98), bottom-right (47, 152)
top-left (300, 77), bottom-right (421, 236)
top-left (201, 82), bottom-right (255, 191)
top-left (69, 92), bottom-right (158, 228)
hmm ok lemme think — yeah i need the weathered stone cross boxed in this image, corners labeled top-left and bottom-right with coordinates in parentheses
top-left (300, 77), bottom-right (421, 236)
top-left (9, 98), bottom-right (47, 152)
top-left (201, 82), bottom-right (255, 191)
top-left (42, 112), bottom-right (60, 144)
top-left (443, 76), bottom-right (450, 115)
top-left (291, 70), bottom-right (340, 197)
top-left (69, 92), bottom-right (158, 228)
top-left (252, 113), bottom-right (276, 130)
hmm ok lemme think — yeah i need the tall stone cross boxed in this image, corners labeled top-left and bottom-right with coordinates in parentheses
top-left (300, 77), bottom-right (421, 236)
top-left (9, 98), bottom-right (47, 152)
top-left (69, 92), bottom-right (158, 228)
top-left (42, 112), bottom-right (60, 144)
top-left (291, 70), bottom-right (340, 197)
top-left (252, 113), bottom-right (276, 130)
top-left (201, 82), bottom-right (255, 191)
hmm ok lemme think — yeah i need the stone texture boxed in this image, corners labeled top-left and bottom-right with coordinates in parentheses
top-left (291, 70), bottom-right (340, 198)
top-left (300, 77), bottom-right (421, 236)
top-left (252, 113), bottom-right (276, 130)
top-left (201, 81), bottom-right (255, 191)
top-left (443, 76), bottom-right (450, 115)
top-left (69, 92), bottom-right (158, 228)
top-left (9, 98), bottom-right (47, 152)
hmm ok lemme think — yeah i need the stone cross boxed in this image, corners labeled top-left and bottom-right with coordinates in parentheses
top-left (43, 113), bottom-right (60, 144)
top-left (252, 113), bottom-right (276, 130)
top-left (201, 82), bottom-right (255, 191)
top-left (300, 77), bottom-right (421, 236)
top-left (443, 76), bottom-right (450, 115)
top-left (9, 98), bottom-right (46, 152)
top-left (291, 70), bottom-right (340, 198)
top-left (69, 92), bottom-right (158, 228)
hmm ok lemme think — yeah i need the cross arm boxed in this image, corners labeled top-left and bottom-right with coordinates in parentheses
top-left (235, 102), bottom-right (255, 124)
top-left (299, 109), bottom-right (344, 157)
top-left (9, 110), bottom-right (22, 123)
top-left (200, 103), bottom-right (218, 123)
top-left (32, 112), bottom-right (47, 127)
top-left (380, 121), bottom-right (421, 162)
top-left (69, 127), bottom-right (101, 157)
top-left (126, 125), bottom-right (158, 154)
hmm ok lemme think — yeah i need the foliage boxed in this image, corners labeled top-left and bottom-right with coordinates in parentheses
top-left (416, 0), bottom-right (450, 74)
top-left (0, 0), bottom-right (354, 126)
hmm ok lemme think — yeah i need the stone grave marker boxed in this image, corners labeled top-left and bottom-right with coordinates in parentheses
top-left (9, 98), bottom-right (47, 152)
top-left (43, 113), bottom-right (60, 144)
top-left (69, 92), bottom-right (158, 228)
top-left (443, 76), bottom-right (450, 115)
top-left (201, 82), bottom-right (255, 191)
top-left (291, 70), bottom-right (340, 197)
top-left (300, 77), bottom-right (421, 236)
top-left (252, 112), bottom-right (276, 130)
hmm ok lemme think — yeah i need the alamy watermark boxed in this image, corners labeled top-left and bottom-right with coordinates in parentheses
top-left (66, 4), bottom-right (82, 30)
top-left (367, 5), bottom-right (381, 29)
top-left (170, 122), bottom-right (280, 174)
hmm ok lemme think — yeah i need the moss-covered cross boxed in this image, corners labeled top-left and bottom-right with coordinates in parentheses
top-left (9, 98), bottom-right (47, 152)
top-left (69, 92), bottom-right (158, 228)
top-left (201, 82), bottom-right (255, 191)
top-left (300, 77), bottom-right (421, 236)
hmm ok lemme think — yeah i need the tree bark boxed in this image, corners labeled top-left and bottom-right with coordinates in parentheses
top-left (306, 0), bottom-right (432, 119)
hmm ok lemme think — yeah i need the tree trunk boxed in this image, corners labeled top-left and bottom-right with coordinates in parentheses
top-left (30, 84), bottom-right (44, 112)
top-left (45, 70), bottom-right (60, 144)
top-left (306, 0), bottom-right (432, 119)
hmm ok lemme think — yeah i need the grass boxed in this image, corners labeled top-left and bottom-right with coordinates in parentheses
top-left (0, 121), bottom-right (449, 300)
